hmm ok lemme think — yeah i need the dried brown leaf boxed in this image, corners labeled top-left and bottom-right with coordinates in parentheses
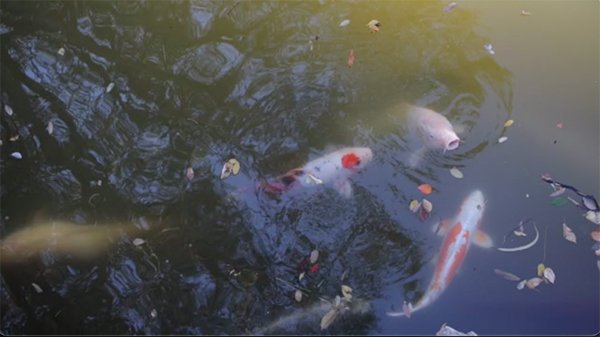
top-left (526, 277), bottom-right (543, 289)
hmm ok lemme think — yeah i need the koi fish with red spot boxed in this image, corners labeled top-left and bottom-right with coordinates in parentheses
top-left (387, 190), bottom-right (493, 318)
top-left (260, 147), bottom-right (373, 198)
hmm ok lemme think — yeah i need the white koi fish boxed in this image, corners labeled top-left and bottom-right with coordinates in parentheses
top-left (387, 190), bottom-right (493, 318)
top-left (260, 147), bottom-right (373, 198)
top-left (399, 104), bottom-right (461, 167)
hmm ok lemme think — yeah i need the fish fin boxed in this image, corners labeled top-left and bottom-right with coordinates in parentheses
top-left (335, 179), bottom-right (353, 198)
top-left (408, 146), bottom-right (427, 168)
top-left (433, 219), bottom-right (452, 236)
top-left (473, 229), bottom-right (494, 248)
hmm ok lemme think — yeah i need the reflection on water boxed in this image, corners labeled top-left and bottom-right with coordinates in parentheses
top-left (1, 0), bottom-right (598, 335)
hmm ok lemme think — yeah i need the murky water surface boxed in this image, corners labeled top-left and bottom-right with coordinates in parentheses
top-left (1, 0), bottom-right (598, 335)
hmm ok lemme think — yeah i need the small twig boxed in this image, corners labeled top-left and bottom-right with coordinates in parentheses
top-left (225, 1), bottom-right (241, 16)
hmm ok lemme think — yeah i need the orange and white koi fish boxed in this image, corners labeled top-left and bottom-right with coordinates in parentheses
top-left (260, 147), bottom-right (373, 198)
top-left (387, 190), bottom-right (493, 318)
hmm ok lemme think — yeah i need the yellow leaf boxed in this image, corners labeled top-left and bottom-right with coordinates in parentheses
top-left (537, 263), bottom-right (545, 277)
top-left (366, 19), bottom-right (380, 33)
top-left (409, 199), bottom-right (421, 213)
top-left (504, 119), bottom-right (514, 127)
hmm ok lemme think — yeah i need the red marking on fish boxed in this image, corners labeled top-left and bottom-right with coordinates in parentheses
top-left (446, 231), bottom-right (470, 284)
top-left (341, 152), bottom-right (361, 169)
top-left (347, 49), bottom-right (355, 68)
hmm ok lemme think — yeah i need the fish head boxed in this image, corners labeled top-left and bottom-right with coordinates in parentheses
top-left (423, 127), bottom-right (460, 152)
top-left (340, 147), bottom-right (373, 172)
top-left (458, 190), bottom-right (486, 231)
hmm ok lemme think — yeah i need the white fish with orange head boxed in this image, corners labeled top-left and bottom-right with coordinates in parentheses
top-left (260, 147), bottom-right (373, 198)
top-left (387, 190), bottom-right (493, 318)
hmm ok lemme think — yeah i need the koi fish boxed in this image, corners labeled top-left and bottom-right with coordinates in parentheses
top-left (260, 147), bottom-right (373, 198)
top-left (0, 220), bottom-right (143, 265)
top-left (398, 104), bottom-right (461, 167)
top-left (387, 190), bottom-right (493, 318)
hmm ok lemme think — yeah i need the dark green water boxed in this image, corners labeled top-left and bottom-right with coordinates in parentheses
top-left (1, 0), bottom-right (598, 335)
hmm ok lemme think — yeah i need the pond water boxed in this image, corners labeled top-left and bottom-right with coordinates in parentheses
top-left (1, 0), bottom-right (598, 335)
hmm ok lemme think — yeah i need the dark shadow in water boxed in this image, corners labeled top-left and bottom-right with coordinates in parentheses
top-left (1, 0), bottom-right (514, 334)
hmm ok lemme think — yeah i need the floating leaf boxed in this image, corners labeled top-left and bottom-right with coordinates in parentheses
top-left (57, 47), bottom-right (65, 56)
top-left (32, 282), bottom-right (43, 293)
top-left (517, 280), bottom-right (526, 290)
top-left (556, 122), bottom-right (563, 128)
top-left (220, 158), bottom-right (240, 179)
top-left (562, 222), bottom-right (577, 243)
top-left (498, 137), bottom-right (508, 144)
top-left (9, 135), bottom-right (19, 141)
top-left (418, 184), bottom-right (433, 195)
top-left (310, 249), bottom-right (319, 264)
top-left (339, 19), bottom-right (350, 27)
top-left (186, 166), bottom-right (194, 181)
top-left (503, 119), bottom-right (514, 128)
top-left (347, 49), bottom-right (355, 68)
top-left (551, 197), bottom-right (568, 206)
top-left (585, 211), bottom-right (600, 225)
top-left (494, 268), bottom-right (521, 282)
top-left (443, 2), bottom-right (458, 13)
top-left (520, 10), bottom-right (531, 16)
top-left (366, 19), bottom-right (381, 33)
top-left (526, 277), bottom-right (543, 289)
top-left (228, 158), bottom-right (240, 175)
top-left (5, 105), bottom-right (13, 116)
top-left (10, 152), bottom-right (22, 159)
top-left (484, 43), bottom-right (495, 55)
top-left (334, 295), bottom-right (341, 308)
top-left (320, 308), bottom-right (339, 330)
top-left (582, 196), bottom-right (599, 211)
top-left (450, 167), bottom-right (463, 179)
top-left (409, 199), bottom-right (421, 213)
top-left (133, 238), bottom-right (146, 246)
top-left (514, 229), bottom-right (527, 237)
top-left (310, 264), bottom-right (319, 273)
top-left (46, 121), bottom-right (54, 135)
top-left (537, 263), bottom-right (545, 277)
top-left (422, 199), bottom-right (433, 213)
top-left (341, 285), bottom-right (353, 297)
top-left (106, 82), bottom-right (115, 93)
top-left (549, 187), bottom-right (566, 197)
top-left (294, 289), bottom-right (303, 302)
top-left (150, 309), bottom-right (157, 318)
top-left (591, 230), bottom-right (600, 242)
top-left (298, 272), bottom-right (305, 281)
top-left (543, 268), bottom-right (556, 284)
